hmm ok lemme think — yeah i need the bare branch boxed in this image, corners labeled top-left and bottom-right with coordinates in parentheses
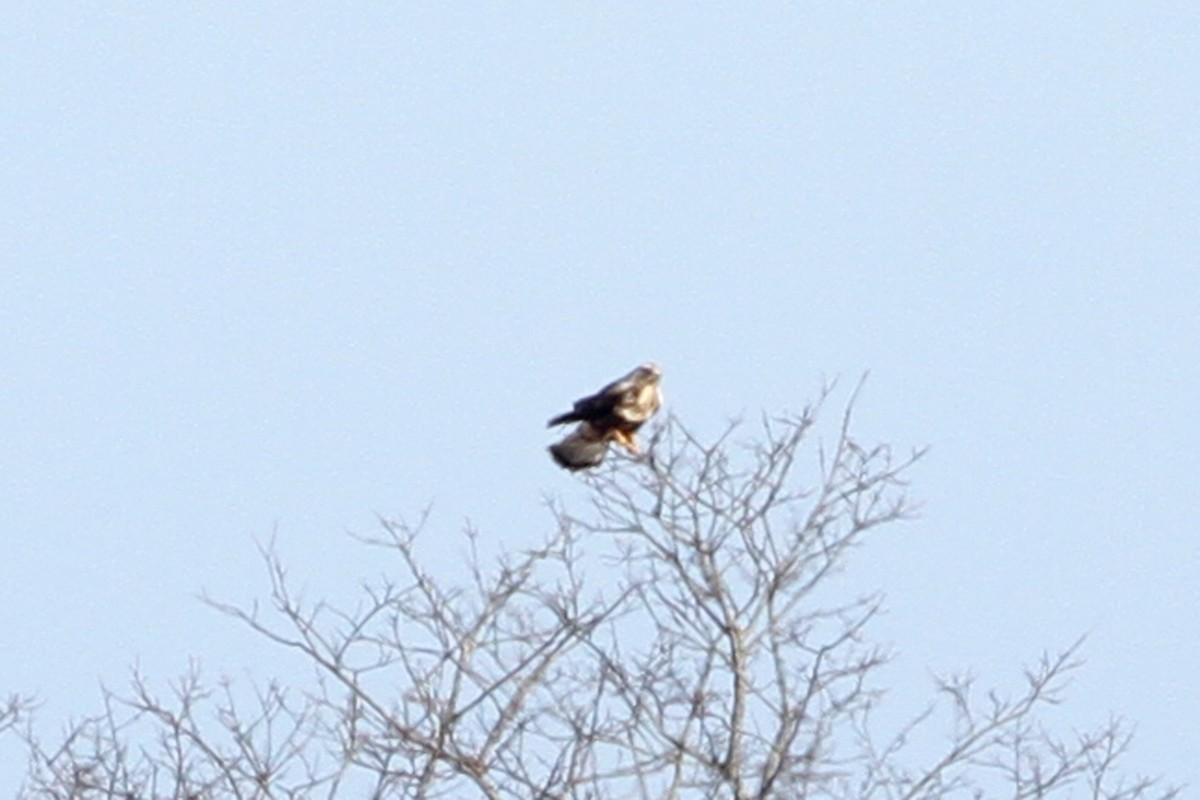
top-left (8, 392), bottom-right (1176, 799)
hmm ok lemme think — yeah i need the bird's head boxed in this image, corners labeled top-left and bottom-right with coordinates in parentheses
top-left (634, 362), bottom-right (663, 384)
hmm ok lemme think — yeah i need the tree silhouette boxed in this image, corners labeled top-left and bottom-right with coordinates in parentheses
top-left (10, 388), bottom-right (1178, 798)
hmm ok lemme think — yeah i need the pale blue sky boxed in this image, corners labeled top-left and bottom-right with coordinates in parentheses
top-left (2, 3), bottom-right (1197, 791)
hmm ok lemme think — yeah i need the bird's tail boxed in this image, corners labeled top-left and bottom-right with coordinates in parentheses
top-left (549, 428), bottom-right (609, 470)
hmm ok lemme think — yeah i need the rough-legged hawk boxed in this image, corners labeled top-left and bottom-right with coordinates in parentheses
top-left (547, 363), bottom-right (663, 471)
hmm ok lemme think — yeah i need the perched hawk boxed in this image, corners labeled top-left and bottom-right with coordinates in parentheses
top-left (547, 363), bottom-right (663, 471)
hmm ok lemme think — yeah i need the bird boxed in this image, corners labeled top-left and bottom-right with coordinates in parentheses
top-left (547, 363), bottom-right (663, 470)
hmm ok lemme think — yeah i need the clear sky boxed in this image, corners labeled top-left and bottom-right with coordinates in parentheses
top-left (2, 3), bottom-right (1196, 791)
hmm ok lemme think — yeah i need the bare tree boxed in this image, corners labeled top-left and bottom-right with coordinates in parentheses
top-left (9, 389), bottom-right (1179, 798)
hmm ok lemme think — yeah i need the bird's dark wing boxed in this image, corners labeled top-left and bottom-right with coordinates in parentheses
top-left (547, 388), bottom-right (621, 427)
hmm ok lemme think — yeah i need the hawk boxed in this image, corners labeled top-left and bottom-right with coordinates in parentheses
top-left (547, 363), bottom-right (663, 471)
